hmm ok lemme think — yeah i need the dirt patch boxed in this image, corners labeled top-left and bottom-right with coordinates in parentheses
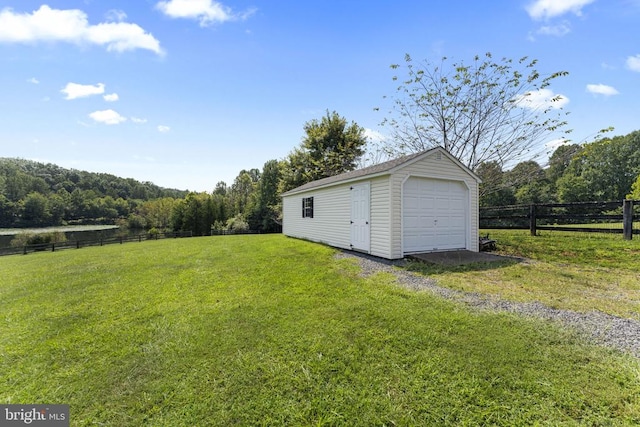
top-left (408, 250), bottom-right (521, 266)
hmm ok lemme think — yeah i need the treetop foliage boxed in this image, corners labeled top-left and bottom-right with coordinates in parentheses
top-left (477, 129), bottom-right (640, 206)
top-left (381, 52), bottom-right (571, 171)
top-left (0, 158), bottom-right (186, 228)
top-left (0, 158), bottom-right (186, 202)
top-left (280, 110), bottom-right (367, 192)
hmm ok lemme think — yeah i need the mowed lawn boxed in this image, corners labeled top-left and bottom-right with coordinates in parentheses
top-left (413, 230), bottom-right (640, 320)
top-left (1, 235), bottom-right (640, 425)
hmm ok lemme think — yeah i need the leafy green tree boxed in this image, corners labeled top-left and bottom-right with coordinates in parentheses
top-left (229, 171), bottom-right (257, 216)
top-left (138, 198), bottom-right (178, 230)
top-left (557, 174), bottom-right (592, 203)
top-left (628, 174), bottom-right (640, 200)
top-left (2, 168), bottom-right (48, 202)
top-left (247, 159), bottom-right (282, 232)
top-left (213, 181), bottom-right (228, 196)
top-left (0, 194), bottom-right (16, 227)
top-left (503, 160), bottom-right (554, 204)
top-left (281, 111), bottom-right (367, 191)
top-left (280, 147), bottom-right (310, 192)
top-left (69, 189), bottom-right (88, 219)
top-left (47, 193), bottom-right (67, 225)
top-left (170, 199), bottom-right (186, 231)
top-left (173, 193), bottom-right (216, 236)
top-left (20, 192), bottom-right (50, 226)
top-left (514, 181), bottom-right (554, 205)
top-left (381, 53), bottom-right (570, 171)
top-left (506, 161), bottom-right (545, 188)
top-left (558, 131), bottom-right (640, 201)
top-left (476, 161), bottom-right (515, 207)
top-left (546, 144), bottom-right (582, 184)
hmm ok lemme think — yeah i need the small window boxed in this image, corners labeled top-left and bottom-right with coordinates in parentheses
top-left (302, 197), bottom-right (314, 218)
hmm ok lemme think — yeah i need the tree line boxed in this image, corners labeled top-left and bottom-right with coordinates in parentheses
top-left (478, 130), bottom-right (640, 207)
top-left (0, 158), bottom-right (187, 228)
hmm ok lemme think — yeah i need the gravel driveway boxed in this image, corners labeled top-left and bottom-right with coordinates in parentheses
top-left (336, 251), bottom-right (640, 358)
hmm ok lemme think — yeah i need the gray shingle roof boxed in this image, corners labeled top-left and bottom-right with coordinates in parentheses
top-left (281, 148), bottom-right (436, 196)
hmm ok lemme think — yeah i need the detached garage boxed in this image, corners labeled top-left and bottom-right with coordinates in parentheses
top-left (281, 147), bottom-right (481, 260)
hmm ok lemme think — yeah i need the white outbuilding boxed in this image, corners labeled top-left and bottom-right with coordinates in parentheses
top-left (281, 147), bottom-right (481, 260)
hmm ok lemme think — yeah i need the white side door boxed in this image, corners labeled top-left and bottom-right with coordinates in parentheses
top-left (350, 183), bottom-right (370, 252)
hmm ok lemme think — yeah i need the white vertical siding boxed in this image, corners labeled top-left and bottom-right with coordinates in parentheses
top-left (369, 176), bottom-right (392, 259)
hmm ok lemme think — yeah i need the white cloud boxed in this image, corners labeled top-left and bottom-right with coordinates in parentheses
top-left (586, 84), bottom-right (619, 96)
top-left (513, 88), bottom-right (569, 110)
top-left (526, 0), bottom-right (595, 20)
top-left (364, 128), bottom-right (386, 143)
top-left (61, 82), bottom-right (105, 100)
top-left (89, 109), bottom-right (127, 125)
top-left (626, 55), bottom-right (640, 72)
top-left (0, 5), bottom-right (163, 55)
top-left (156, 0), bottom-right (256, 27)
top-left (131, 117), bottom-right (148, 124)
top-left (157, 125), bottom-right (171, 133)
top-left (27, 77), bottom-right (39, 84)
top-left (536, 22), bottom-right (571, 36)
top-left (105, 9), bottom-right (127, 23)
top-left (103, 93), bottom-right (119, 102)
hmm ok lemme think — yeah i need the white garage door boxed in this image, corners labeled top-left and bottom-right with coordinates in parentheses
top-left (403, 177), bottom-right (468, 253)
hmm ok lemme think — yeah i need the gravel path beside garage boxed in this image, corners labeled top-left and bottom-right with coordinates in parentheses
top-left (336, 251), bottom-right (640, 358)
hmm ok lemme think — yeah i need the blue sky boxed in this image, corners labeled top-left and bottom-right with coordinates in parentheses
top-left (0, 0), bottom-right (639, 191)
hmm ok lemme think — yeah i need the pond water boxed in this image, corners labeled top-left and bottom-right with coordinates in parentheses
top-left (0, 225), bottom-right (120, 248)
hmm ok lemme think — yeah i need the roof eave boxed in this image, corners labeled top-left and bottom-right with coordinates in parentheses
top-left (280, 171), bottom-right (391, 197)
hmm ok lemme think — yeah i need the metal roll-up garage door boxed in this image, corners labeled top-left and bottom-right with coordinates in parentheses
top-left (403, 177), bottom-right (468, 253)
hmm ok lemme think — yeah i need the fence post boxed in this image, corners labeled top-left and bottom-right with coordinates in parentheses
top-left (529, 204), bottom-right (537, 236)
top-left (623, 199), bottom-right (633, 240)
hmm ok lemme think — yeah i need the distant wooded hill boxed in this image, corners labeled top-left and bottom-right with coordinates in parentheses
top-left (0, 158), bottom-right (187, 228)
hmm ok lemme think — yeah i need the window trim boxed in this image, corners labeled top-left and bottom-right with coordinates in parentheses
top-left (302, 196), bottom-right (314, 218)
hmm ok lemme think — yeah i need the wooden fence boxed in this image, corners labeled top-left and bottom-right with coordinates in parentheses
top-left (0, 231), bottom-right (194, 257)
top-left (480, 200), bottom-right (640, 239)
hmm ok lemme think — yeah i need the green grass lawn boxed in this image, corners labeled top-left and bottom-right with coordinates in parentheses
top-left (1, 234), bottom-right (640, 425)
top-left (408, 230), bottom-right (640, 319)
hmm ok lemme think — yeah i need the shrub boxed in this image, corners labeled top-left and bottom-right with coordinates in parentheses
top-left (10, 231), bottom-right (67, 248)
top-left (226, 215), bottom-right (249, 233)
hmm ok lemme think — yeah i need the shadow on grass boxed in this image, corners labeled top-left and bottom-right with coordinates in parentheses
top-left (403, 257), bottom-right (522, 276)
top-left (339, 248), bottom-right (523, 276)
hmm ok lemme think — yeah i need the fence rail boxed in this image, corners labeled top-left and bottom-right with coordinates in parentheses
top-left (0, 231), bottom-right (194, 257)
top-left (480, 200), bottom-right (640, 239)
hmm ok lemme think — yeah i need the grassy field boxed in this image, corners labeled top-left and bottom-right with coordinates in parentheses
top-left (1, 234), bottom-right (640, 425)
top-left (408, 229), bottom-right (640, 319)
